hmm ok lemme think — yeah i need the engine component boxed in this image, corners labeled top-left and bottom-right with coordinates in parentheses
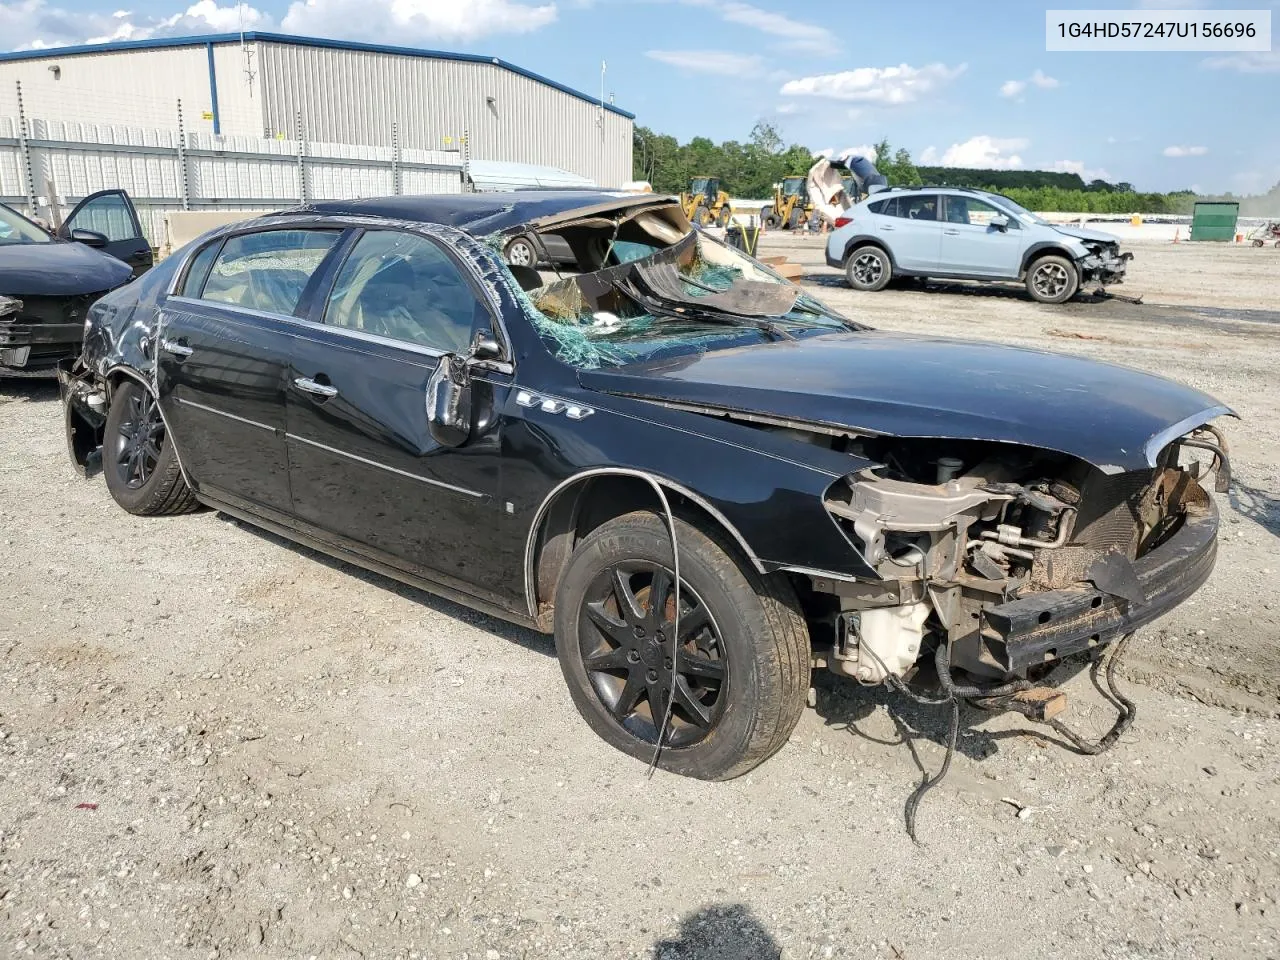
top-left (833, 601), bottom-right (930, 684)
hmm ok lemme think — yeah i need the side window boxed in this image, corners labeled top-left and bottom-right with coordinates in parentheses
top-left (201, 230), bottom-right (340, 316)
top-left (179, 240), bottom-right (221, 297)
top-left (897, 195), bottom-right (938, 221)
top-left (945, 196), bottom-right (1007, 227)
top-left (867, 198), bottom-right (888, 215)
top-left (66, 192), bottom-right (141, 242)
top-left (324, 230), bottom-right (479, 354)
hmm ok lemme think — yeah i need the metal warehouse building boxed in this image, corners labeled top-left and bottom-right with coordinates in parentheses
top-left (0, 32), bottom-right (634, 187)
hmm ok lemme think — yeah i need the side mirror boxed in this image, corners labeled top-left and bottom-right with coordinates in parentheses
top-left (990, 214), bottom-right (1010, 231)
top-left (70, 228), bottom-right (109, 247)
top-left (426, 354), bottom-right (473, 448)
top-left (469, 329), bottom-right (502, 362)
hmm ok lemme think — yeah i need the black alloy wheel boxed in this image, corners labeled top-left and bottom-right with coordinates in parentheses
top-left (577, 560), bottom-right (727, 747)
top-left (112, 386), bottom-right (165, 489)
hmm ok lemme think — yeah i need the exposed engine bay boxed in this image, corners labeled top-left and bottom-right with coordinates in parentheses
top-left (806, 427), bottom-right (1229, 685)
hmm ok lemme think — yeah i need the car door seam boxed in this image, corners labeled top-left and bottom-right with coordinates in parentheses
top-left (174, 396), bottom-right (276, 433)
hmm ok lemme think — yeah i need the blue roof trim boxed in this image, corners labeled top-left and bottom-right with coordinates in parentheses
top-left (0, 31), bottom-right (637, 120)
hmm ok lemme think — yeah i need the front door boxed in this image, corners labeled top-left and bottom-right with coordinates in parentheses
top-left (284, 228), bottom-right (517, 606)
top-left (156, 227), bottom-right (345, 517)
top-left (60, 190), bottom-right (154, 276)
top-left (875, 193), bottom-right (943, 271)
top-left (939, 195), bottom-right (1024, 277)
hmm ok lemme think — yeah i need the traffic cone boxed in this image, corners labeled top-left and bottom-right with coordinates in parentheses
top-left (1173, 227), bottom-right (1180, 243)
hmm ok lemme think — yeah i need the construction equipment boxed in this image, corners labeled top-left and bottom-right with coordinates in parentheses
top-left (760, 176), bottom-right (812, 230)
top-left (680, 177), bottom-right (733, 227)
top-left (1247, 220), bottom-right (1280, 248)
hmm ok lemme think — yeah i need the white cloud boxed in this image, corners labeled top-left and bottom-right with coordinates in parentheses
top-left (1049, 159), bottom-right (1112, 181)
top-left (2, 0), bottom-right (269, 49)
top-left (281, 0), bottom-right (556, 42)
top-left (1029, 69), bottom-right (1059, 89)
top-left (1163, 145), bottom-right (1209, 157)
top-left (683, 0), bottom-right (829, 53)
top-left (1202, 50), bottom-right (1280, 73)
top-left (999, 69), bottom-right (1057, 98)
top-left (645, 49), bottom-right (762, 75)
top-left (780, 62), bottom-right (966, 105)
top-left (920, 135), bottom-right (1028, 169)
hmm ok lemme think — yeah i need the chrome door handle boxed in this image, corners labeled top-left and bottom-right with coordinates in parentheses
top-left (159, 337), bottom-right (193, 357)
top-left (294, 377), bottom-right (338, 398)
top-left (878, 224), bottom-right (894, 231)
top-left (943, 229), bottom-right (960, 235)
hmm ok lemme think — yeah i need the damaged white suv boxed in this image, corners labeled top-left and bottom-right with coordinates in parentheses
top-left (826, 186), bottom-right (1132, 303)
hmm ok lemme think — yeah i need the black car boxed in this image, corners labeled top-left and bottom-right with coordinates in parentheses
top-left (58, 190), bottom-right (1231, 780)
top-left (1, 190), bottom-right (153, 376)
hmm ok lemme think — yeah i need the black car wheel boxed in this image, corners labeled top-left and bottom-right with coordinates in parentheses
top-left (1026, 255), bottom-right (1079, 304)
top-left (102, 379), bottom-right (198, 516)
top-left (760, 206), bottom-right (781, 229)
top-left (553, 511), bottom-right (810, 780)
top-left (845, 246), bottom-right (892, 291)
top-left (504, 236), bottom-right (537, 268)
top-left (716, 205), bottom-right (733, 228)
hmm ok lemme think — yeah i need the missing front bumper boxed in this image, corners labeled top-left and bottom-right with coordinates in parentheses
top-left (974, 495), bottom-right (1218, 675)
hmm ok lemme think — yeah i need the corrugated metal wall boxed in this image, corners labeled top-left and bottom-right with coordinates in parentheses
top-left (256, 42), bottom-right (633, 188)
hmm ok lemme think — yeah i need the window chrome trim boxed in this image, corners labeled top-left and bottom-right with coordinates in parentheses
top-left (286, 433), bottom-right (484, 499)
top-left (174, 396), bottom-right (276, 433)
top-left (521, 466), bottom-right (766, 619)
top-left (166, 295), bottom-right (449, 360)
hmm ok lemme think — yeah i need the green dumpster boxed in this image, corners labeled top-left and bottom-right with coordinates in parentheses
top-left (1189, 201), bottom-right (1239, 242)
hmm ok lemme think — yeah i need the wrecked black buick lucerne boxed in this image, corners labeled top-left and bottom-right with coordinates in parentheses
top-left (59, 191), bottom-right (1232, 779)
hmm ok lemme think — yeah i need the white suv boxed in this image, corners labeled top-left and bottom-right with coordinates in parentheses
top-left (824, 187), bottom-right (1132, 304)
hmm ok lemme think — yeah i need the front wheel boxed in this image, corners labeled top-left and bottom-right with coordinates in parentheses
top-left (760, 206), bottom-right (781, 229)
top-left (504, 236), bottom-right (537, 267)
top-left (1026, 255), bottom-right (1080, 304)
top-left (845, 246), bottom-right (892, 291)
top-left (102, 379), bottom-right (198, 516)
top-left (553, 511), bottom-right (810, 780)
top-left (716, 205), bottom-right (733, 228)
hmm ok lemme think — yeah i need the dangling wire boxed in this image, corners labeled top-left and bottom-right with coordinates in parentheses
top-left (631, 478), bottom-right (680, 779)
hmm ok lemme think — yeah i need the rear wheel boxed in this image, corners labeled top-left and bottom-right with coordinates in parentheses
top-left (553, 511), bottom-right (810, 780)
top-left (845, 245), bottom-right (892, 291)
top-left (1026, 255), bottom-right (1079, 304)
top-left (102, 379), bottom-right (198, 516)
top-left (504, 236), bottom-right (537, 267)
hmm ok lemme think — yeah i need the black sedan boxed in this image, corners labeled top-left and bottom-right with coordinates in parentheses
top-left (59, 190), bottom-right (1231, 780)
top-left (1, 190), bottom-right (152, 376)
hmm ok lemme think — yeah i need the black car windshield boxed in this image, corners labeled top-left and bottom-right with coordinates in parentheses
top-left (0, 204), bottom-right (53, 245)
top-left (509, 211), bottom-right (860, 369)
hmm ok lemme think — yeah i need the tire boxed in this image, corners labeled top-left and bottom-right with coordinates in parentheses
top-left (102, 378), bottom-right (199, 516)
top-left (716, 205), bottom-right (733, 228)
top-left (760, 206), bottom-right (781, 230)
top-left (786, 206), bottom-right (806, 231)
top-left (553, 511), bottom-right (810, 780)
top-left (1025, 254), bottom-right (1080, 304)
top-left (844, 245), bottom-right (892, 291)
top-left (504, 236), bottom-right (537, 268)
top-left (691, 203), bottom-right (710, 227)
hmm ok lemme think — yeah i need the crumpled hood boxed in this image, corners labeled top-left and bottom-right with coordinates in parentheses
top-left (578, 331), bottom-right (1232, 474)
top-left (0, 241), bottom-right (133, 297)
top-left (1053, 224), bottom-right (1121, 246)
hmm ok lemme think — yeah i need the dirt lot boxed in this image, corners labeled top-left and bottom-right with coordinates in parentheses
top-left (2, 236), bottom-right (1278, 960)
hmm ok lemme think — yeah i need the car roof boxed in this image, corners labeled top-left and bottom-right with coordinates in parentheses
top-left (283, 191), bottom-right (675, 237)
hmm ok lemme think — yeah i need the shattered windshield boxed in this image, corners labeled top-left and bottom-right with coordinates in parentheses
top-left (502, 205), bottom-right (858, 369)
top-left (0, 204), bottom-right (52, 245)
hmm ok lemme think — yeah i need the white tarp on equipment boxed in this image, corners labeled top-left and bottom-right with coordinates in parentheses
top-left (805, 157), bottom-right (850, 227)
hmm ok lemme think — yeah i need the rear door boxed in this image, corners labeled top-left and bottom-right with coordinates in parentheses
top-left (939, 195), bottom-right (1024, 277)
top-left (284, 228), bottom-right (518, 606)
top-left (59, 190), bottom-right (154, 276)
top-left (875, 194), bottom-right (943, 271)
top-left (156, 227), bottom-right (345, 518)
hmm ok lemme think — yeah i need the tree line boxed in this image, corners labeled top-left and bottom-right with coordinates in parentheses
top-left (631, 124), bottom-right (1253, 216)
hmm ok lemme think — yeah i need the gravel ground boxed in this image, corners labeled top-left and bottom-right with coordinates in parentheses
top-left (1, 236), bottom-right (1278, 960)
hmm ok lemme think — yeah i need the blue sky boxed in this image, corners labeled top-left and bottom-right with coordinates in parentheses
top-left (3, 0), bottom-right (1278, 192)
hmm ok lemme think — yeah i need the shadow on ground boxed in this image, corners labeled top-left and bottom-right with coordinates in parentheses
top-left (1229, 479), bottom-right (1280, 537)
top-left (652, 903), bottom-right (783, 960)
top-left (0, 379), bottom-right (59, 403)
